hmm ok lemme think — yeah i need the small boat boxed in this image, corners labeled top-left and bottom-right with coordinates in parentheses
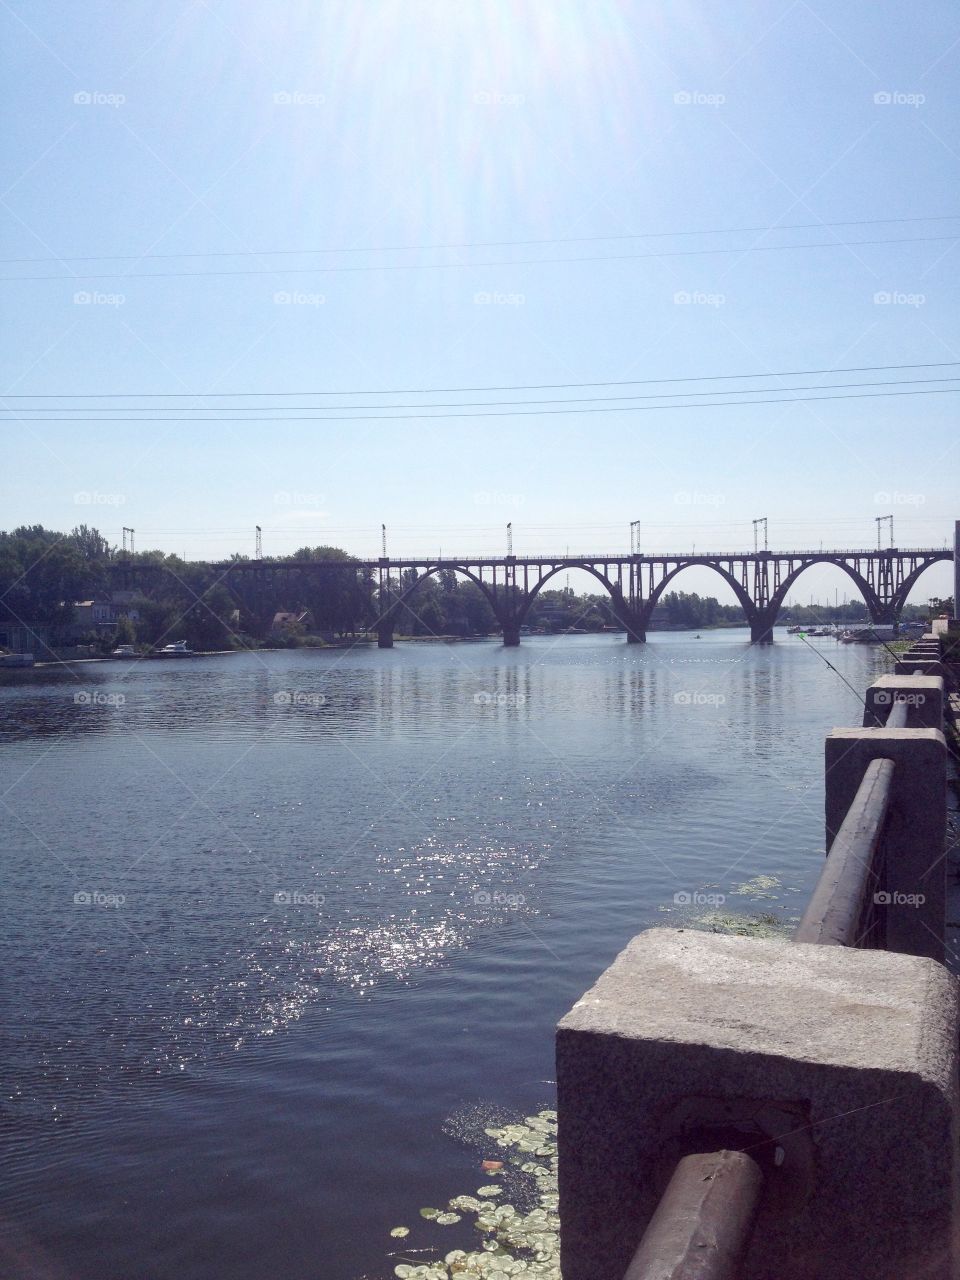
top-left (786, 625), bottom-right (801, 634)
top-left (154, 640), bottom-right (195, 657)
top-left (0, 652), bottom-right (34, 667)
top-left (111, 644), bottom-right (139, 658)
top-left (694, 634), bottom-right (701, 639)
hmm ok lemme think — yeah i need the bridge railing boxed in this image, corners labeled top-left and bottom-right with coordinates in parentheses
top-left (558, 631), bottom-right (956, 1280)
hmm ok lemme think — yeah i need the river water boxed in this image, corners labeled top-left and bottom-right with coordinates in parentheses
top-left (0, 630), bottom-right (891, 1279)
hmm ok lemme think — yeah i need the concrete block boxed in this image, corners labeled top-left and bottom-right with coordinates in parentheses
top-left (895, 658), bottom-right (950, 679)
top-left (557, 929), bottom-right (959, 1280)
top-left (863, 674), bottom-right (944, 729)
top-left (826, 727), bottom-right (947, 961)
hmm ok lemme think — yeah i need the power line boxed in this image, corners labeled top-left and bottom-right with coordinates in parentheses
top-left (4, 385), bottom-right (960, 423)
top-left (5, 375), bottom-right (958, 416)
top-left (2, 212), bottom-right (957, 266)
top-left (3, 360), bottom-right (958, 400)
top-left (3, 233), bottom-right (958, 283)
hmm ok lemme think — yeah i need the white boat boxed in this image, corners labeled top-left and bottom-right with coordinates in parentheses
top-left (111, 644), bottom-right (139, 658)
top-left (154, 640), bottom-right (195, 657)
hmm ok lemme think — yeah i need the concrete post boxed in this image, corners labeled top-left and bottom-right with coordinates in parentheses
top-left (557, 929), bottom-right (959, 1280)
top-left (862, 674), bottom-right (944, 729)
top-left (825, 727), bottom-right (947, 961)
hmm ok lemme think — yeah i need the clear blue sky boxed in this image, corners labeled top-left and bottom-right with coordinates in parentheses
top-left (1, 0), bottom-right (957, 603)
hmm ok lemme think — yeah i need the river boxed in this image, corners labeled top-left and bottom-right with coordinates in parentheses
top-left (0, 630), bottom-right (891, 1279)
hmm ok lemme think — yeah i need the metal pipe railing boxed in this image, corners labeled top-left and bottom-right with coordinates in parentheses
top-left (623, 1151), bottom-right (765, 1280)
top-left (793, 757), bottom-right (895, 946)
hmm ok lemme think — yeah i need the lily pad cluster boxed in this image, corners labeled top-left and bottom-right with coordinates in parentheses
top-left (388, 1109), bottom-right (560, 1279)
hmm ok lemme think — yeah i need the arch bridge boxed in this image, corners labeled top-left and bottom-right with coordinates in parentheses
top-left (198, 546), bottom-right (952, 646)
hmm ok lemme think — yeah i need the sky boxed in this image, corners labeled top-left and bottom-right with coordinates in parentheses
top-left (1, 0), bottom-right (957, 605)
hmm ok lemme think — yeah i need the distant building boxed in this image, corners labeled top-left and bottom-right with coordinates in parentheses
top-left (0, 620), bottom-right (51, 654)
top-left (269, 609), bottom-right (313, 637)
top-left (69, 594), bottom-right (142, 636)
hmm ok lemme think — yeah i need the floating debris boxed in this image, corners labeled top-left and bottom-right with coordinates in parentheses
top-left (386, 1109), bottom-right (560, 1279)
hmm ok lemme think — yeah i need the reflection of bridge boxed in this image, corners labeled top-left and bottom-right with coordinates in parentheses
top-left (205, 546), bottom-right (953, 646)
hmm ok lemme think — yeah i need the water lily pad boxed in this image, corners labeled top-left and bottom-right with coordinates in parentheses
top-left (476, 1185), bottom-right (502, 1197)
top-left (420, 1206), bottom-right (440, 1219)
top-left (389, 1226), bottom-right (409, 1238)
top-left (436, 1211), bottom-right (461, 1225)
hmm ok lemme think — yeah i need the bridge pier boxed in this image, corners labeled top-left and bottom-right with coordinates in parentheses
top-left (377, 621), bottom-right (394, 648)
top-left (501, 624), bottom-right (521, 647)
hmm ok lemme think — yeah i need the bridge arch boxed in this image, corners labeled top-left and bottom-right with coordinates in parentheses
top-left (768, 557), bottom-right (883, 623)
top-left (890, 553), bottom-right (953, 616)
top-left (375, 563), bottom-right (501, 636)
top-left (644, 561), bottom-right (756, 622)
top-left (513, 561), bottom-right (631, 620)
